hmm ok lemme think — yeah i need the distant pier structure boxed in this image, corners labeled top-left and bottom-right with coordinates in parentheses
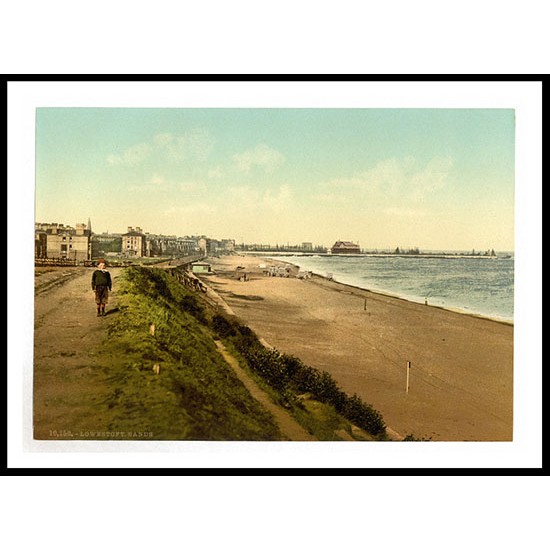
top-left (331, 241), bottom-right (361, 254)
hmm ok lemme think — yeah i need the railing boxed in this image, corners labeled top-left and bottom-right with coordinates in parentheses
top-left (34, 258), bottom-right (78, 267)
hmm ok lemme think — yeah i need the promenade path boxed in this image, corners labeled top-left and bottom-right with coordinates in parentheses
top-left (33, 267), bottom-right (123, 439)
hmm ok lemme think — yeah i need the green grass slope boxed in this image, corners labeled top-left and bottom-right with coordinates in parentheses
top-left (104, 267), bottom-right (283, 440)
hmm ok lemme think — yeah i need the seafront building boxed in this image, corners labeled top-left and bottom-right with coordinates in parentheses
top-left (35, 221), bottom-right (92, 261)
top-left (145, 234), bottom-right (198, 257)
top-left (121, 226), bottom-right (147, 257)
top-left (331, 241), bottom-right (361, 254)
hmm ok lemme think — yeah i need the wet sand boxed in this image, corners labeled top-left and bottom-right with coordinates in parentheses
top-left (201, 254), bottom-right (513, 441)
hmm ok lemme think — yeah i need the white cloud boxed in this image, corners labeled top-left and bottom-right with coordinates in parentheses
top-left (107, 129), bottom-right (214, 166)
top-left (165, 129), bottom-right (215, 162)
top-left (233, 144), bottom-right (285, 173)
top-left (409, 156), bottom-right (454, 200)
top-left (107, 142), bottom-right (153, 166)
top-left (319, 155), bottom-right (453, 202)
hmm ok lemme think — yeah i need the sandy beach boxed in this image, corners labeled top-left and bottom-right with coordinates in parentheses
top-left (201, 254), bottom-right (513, 441)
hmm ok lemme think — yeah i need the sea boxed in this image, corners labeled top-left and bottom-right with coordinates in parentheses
top-left (265, 253), bottom-right (514, 324)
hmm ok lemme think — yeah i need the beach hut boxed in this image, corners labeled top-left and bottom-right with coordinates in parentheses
top-left (191, 262), bottom-right (212, 274)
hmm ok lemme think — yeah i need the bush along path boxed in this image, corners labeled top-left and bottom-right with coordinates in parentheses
top-left (210, 313), bottom-right (388, 440)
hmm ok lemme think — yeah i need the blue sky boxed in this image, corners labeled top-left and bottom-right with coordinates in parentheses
top-left (35, 108), bottom-right (515, 250)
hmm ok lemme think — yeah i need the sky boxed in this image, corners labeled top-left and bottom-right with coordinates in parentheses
top-left (35, 107), bottom-right (515, 251)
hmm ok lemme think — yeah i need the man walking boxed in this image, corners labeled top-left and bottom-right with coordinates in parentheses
top-left (91, 258), bottom-right (112, 317)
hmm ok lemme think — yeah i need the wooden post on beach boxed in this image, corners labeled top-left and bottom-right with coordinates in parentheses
top-left (364, 298), bottom-right (367, 311)
top-left (406, 361), bottom-right (411, 393)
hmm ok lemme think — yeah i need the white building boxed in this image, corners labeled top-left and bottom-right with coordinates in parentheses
top-left (122, 226), bottom-right (147, 257)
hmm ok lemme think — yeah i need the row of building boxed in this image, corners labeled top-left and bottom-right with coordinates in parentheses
top-left (35, 220), bottom-right (235, 262)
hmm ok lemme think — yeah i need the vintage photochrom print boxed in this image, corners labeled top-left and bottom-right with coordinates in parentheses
top-left (7, 78), bottom-right (538, 471)
top-left (32, 100), bottom-right (515, 447)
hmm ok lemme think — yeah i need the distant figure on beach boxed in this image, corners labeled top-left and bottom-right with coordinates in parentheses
top-left (91, 258), bottom-right (112, 317)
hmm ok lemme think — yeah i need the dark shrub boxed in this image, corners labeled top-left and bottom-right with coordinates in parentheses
top-left (342, 394), bottom-right (386, 435)
top-left (212, 314), bottom-right (237, 338)
top-left (291, 363), bottom-right (321, 394)
top-left (281, 354), bottom-right (303, 379)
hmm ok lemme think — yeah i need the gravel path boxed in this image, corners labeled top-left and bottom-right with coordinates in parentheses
top-left (33, 267), bottom-right (124, 439)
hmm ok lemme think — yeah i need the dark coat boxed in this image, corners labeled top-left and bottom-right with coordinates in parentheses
top-left (92, 269), bottom-right (112, 290)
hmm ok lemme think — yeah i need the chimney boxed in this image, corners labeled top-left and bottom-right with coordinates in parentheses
top-left (127, 227), bottom-right (133, 233)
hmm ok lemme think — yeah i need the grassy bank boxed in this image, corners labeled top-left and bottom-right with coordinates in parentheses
top-left (104, 267), bottom-right (282, 440)
top-left (106, 267), bottom-right (387, 441)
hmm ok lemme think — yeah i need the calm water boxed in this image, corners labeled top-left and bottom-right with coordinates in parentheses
top-left (273, 254), bottom-right (514, 323)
